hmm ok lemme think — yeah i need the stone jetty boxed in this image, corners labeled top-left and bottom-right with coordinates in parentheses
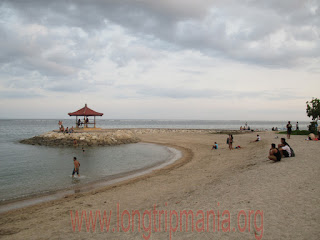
top-left (20, 129), bottom-right (140, 147)
top-left (19, 128), bottom-right (249, 147)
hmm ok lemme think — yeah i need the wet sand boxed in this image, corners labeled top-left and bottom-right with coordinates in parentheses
top-left (0, 130), bottom-right (319, 239)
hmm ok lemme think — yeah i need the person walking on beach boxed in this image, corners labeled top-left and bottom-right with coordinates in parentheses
top-left (228, 134), bottom-right (233, 150)
top-left (296, 122), bottom-right (299, 131)
top-left (72, 157), bottom-right (80, 178)
top-left (286, 121), bottom-right (292, 139)
top-left (268, 143), bottom-right (281, 162)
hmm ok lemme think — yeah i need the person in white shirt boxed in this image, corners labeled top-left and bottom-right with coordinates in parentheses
top-left (251, 135), bottom-right (261, 142)
top-left (279, 145), bottom-right (291, 157)
top-left (278, 138), bottom-right (292, 157)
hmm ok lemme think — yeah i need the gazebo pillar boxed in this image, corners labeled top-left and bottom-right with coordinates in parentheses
top-left (94, 116), bottom-right (96, 128)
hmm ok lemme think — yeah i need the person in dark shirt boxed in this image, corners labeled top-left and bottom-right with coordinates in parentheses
top-left (286, 121), bottom-right (292, 139)
top-left (268, 143), bottom-right (281, 162)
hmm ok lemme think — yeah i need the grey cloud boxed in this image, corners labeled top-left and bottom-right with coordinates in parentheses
top-left (137, 87), bottom-right (227, 99)
top-left (5, 0), bottom-right (319, 67)
top-left (120, 84), bottom-right (304, 101)
top-left (1, 0), bottom-right (319, 91)
top-left (0, 89), bottom-right (44, 99)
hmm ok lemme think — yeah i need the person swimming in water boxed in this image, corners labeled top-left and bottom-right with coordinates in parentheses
top-left (72, 157), bottom-right (80, 178)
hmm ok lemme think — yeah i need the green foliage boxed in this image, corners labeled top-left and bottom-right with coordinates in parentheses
top-left (306, 98), bottom-right (320, 133)
top-left (308, 121), bottom-right (317, 134)
top-left (278, 130), bottom-right (310, 135)
top-left (306, 98), bottom-right (320, 121)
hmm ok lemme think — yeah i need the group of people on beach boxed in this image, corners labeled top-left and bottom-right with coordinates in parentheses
top-left (240, 122), bottom-right (250, 131)
top-left (77, 117), bottom-right (89, 128)
top-left (212, 134), bottom-right (242, 150)
top-left (58, 120), bottom-right (74, 133)
top-left (240, 126), bottom-right (251, 130)
top-left (271, 121), bottom-right (300, 135)
top-left (268, 137), bottom-right (295, 162)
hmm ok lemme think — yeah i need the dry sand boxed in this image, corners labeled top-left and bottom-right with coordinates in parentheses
top-left (0, 130), bottom-right (319, 240)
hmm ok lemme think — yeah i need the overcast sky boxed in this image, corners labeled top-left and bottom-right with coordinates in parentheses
top-left (0, 0), bottom-right (319, 120)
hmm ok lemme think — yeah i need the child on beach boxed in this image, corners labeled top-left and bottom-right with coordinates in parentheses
top-left (251, 135), bottom-right (261, 142)
top-left (72, 157), bottom-right (80, 178)
top-left (212, 142), bottom-right (218, 149)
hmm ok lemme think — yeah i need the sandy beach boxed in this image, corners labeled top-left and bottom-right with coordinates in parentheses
top-left (0, 130), bottom-right (319, 240)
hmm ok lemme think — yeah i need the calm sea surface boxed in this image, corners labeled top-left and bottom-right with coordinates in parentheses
top-left (0, 119), bottom-right (309, 202)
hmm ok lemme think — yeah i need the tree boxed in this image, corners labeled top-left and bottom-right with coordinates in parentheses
top-left (306, 98), bottom-right (320, 120)
top-left (306, 98), bottom-right (320, 133)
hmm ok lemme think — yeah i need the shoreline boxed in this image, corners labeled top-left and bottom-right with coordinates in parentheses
top-left (0, 143), bottom-right (184, 214)
top-left (1, 130), bottom-right (319, 239)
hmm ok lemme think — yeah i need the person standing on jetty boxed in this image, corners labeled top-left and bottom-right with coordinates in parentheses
top-left (286, 121), bottom-right (292, 139)
top-left (72, 157), bottom-right (80, 178)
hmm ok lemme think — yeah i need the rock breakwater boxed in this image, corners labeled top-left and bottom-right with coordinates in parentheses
top-left (20, 130), bottom-right (140, 147)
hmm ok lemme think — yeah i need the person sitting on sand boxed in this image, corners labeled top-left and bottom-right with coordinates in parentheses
top-left (212, 142), bottom-right (218, 150)
top-left (306, 133), bottom-right (319, 141)
top-left (278, 138), bottom-right (291, 157)
top-left (72, 157), bottom-right (80, 178)
top-left (251, 134), bottom-right (261, 142)
top-left (278, 137), bottom-right (286, 148)
top-left (279, 144), bottom-right (291, 157)
top-left (69, 126), bottom-right (74, 133)
top-left (60, 125), bottom-right (64, 132)
top-left (268, 143), bottom-right (281, 162)
top-left (65, 127), bottom-right (69, 133)
top-left (240, 126), bottom-right (243, 130)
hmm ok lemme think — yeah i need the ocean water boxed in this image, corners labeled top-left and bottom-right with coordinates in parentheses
top-left (0, 119), bottom-right (309, 203)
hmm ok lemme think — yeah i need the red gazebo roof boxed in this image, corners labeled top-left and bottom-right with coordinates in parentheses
top-left (68, 104), bottom-right (103, 116)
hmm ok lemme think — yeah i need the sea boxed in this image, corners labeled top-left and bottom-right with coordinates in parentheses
top-left (0, 119), bottom-right (309, 208)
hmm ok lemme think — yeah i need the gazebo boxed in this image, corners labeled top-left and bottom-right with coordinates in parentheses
top-left (68, 104), bottom-right (103, 129)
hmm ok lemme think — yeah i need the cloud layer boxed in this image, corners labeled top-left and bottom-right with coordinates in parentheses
top-left (0, 0), bottom-right (319, 119)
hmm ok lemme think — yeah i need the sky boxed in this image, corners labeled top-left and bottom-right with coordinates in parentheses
top-left (0, 0), bottom-right (319, 120)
